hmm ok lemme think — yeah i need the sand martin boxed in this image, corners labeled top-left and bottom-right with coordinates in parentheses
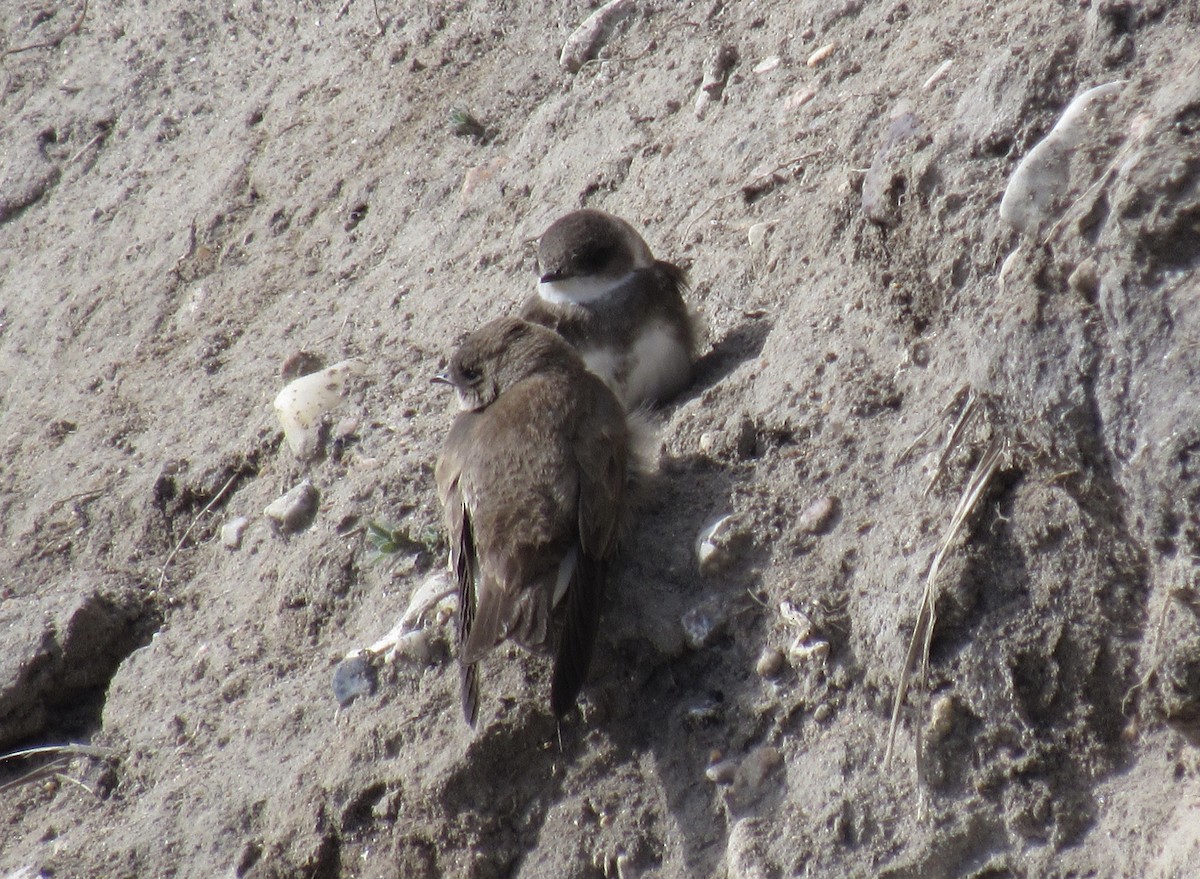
top-left (434, 317), bottom-right (636, 725)
top-left (520, 208), bottom-right (699, 409)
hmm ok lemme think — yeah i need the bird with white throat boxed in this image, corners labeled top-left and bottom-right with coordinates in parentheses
top-left (520, 208), bottom-right (700, 410)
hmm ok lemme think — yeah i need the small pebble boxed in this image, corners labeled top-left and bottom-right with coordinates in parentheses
top-left (755, 646), bottom-right (786, 678)
top-left (1068, 259), bottom-right (1100, 299)
top-left (684, 694), bottom-right (723, 727)
top-left (706, 757), bottom-right (739, 784)
top-left (812, 703), bottom-right (832, 722)
top-left (736, 746), bottom-right (782, 786)
top-left (681, 602), bottom-right (721, 649)
top-left (753, 55), bottom-right (780, 74)
top-left (615, 853), bottom-right (639, 879)
top-left (220, 516), bottom-right (249, 550)
top-left (778, 85), bottom-right (818, 121)
top-left (695, 43), bottom-right (739, 119)
top-left (806, 42), bottom-right (836, 67)
top-left (998, 80), bottom-right (1123, 236)
top-left (698, 431), bottom-right (717, 454)
top-left (333, 416), bottom-right (360, 441)
top-left (910, 340), bottom-right (931, 367)
top-left (727, 818), bottom-right (771, 879)
top-left (264, 480), bottom-right (319, 533)
top-left (789, 639), bottom-right (830, 665)
top-left (382, 628), bottom-right (437, 664)
top-left (274, 360), bottom-right (362, 459)
top-left (747, 223), bottom-right (770, 259)
top-left (702, 43), bottom-right (739, 94)
top-left (559, 0), bottom-right (634, 72)
top-left (332, 652), bottom-right (377, 707)
top-left (927, 693), bottom-right (958, 742)
top-left (797, 495), bottom-right (837, 534)
top-left (695, 513), bottom-right (749, 575)
top-left (778, 600), bottom-right (813, 641)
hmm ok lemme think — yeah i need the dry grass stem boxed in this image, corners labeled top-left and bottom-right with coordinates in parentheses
top-left (924, 388), bottom-right (980, 497)
top-left (157, 469), bottom-right (242, 590)
top-left (0, 743), bottom-right (116, 762)
top-left (898, 384), bottom-right (971, 464)
top-left (0, 0), bottom-right (89, 58)
top-left (0, 758), bottom-right (69, 795)
top-left (884, 435), bottom-right (1008, 793)
top-left (0, 744), bottom-right (116, 795)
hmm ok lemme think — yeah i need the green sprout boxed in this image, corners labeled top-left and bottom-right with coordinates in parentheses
top-left (449, 107), bottom-right (489, 142)
top-left (365, 520), bottom-right (442, 566)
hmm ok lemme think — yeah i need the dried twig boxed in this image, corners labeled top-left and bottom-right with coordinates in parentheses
top-left (46, 488), bottom-right (103, 516)
top-left (925, 388), bottom-right (980, 497)
top-left (0, 758), bottom-right (70, 795)
top-left (157, 469), bottom-right (243, 590)
top-left (884, 436), bottom-right (1007, 791)
top-left (68, 129), bottom-right (106, 164)
top-left (897, 384), bottom-right (971, 464)
top-left (0, 0), bottom-right (89, 58)
top-left (54, 771), bottom-right (99, 798)
top-left (0, 743), bottom-right (116, 762)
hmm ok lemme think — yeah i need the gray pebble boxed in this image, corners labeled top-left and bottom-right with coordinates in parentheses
top-left (264, 479), bottom-right (319, 533)
top-left (220, 516), bottom-right (249, 549)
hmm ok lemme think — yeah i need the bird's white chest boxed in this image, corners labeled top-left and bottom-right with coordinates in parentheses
top-left (581, 321), bottom-right (689, 408)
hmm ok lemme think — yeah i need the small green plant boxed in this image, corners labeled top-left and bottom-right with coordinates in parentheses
top-left (449, 107), bottom-right (489, 142)
top-left (367, 520), bottom-right (409, 557)
top-left (365, 520), bottom-right (442, 565)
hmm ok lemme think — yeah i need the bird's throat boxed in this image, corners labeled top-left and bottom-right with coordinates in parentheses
top-left (537, 272), bottom-right (633, 306)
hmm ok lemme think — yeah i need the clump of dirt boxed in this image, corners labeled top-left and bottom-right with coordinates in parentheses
top-left (2, 1), bottom-right (1198, 877)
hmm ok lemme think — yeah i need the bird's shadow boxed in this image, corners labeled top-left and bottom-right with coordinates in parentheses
top-left (436, 700), bottom-right (579, 875)
top-left (588, 448), bottom-right (773, 875)
top-left (689, 314), bottom-right (772, 398)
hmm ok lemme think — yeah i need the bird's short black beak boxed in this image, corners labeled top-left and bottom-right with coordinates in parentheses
top-left (540, 270), bottom-right (567, 283)
top-left (431, 373), bottom-right (453, 386)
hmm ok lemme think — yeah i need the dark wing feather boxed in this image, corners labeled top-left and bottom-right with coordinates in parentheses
top-left (437, 417), bottom-right (482, 726)
top-left (550, 553), bottom-right (606, 717)
top-left (550, 380), bottom-right (628, 717)
top-left (455, 510), bottom-right (480, 727)
top-left (652, 259), bottom-right (699, 358)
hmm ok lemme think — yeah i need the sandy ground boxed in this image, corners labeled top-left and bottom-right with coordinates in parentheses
top-left (2, 0), bottom-right (1199, 876)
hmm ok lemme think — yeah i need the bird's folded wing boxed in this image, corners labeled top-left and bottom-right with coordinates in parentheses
top-left (436, 420), bottom-right (483, 726)
top-left (551, 552), bottom-right (606, 717)
top-left (574, 390), bottom-right (628, 559)
top-left (551, 385), bottom-right (629, 716)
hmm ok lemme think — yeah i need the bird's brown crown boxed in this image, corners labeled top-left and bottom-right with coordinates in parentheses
top-left (536, 209), bottom-right (654, 283)
top-left (447, 317), bottom-right (583, 411)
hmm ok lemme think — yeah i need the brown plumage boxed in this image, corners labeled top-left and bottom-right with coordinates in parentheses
top-left (520, 208), bottom-right (700, 410)
top-left (434, 317), bottom-right (634, 725)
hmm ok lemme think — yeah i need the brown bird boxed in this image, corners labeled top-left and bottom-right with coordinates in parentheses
top-left (520, 208), bottom-right (700, 409)
top-left (434, 317), bottom-right (636, 725)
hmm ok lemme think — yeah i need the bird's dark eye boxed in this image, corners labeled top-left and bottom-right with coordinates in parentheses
top-left (460, 365), bottom-right (482, 384)
top-left (574, 243), bottom-right (613, 274)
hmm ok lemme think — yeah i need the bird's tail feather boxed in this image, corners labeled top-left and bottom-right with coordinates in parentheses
top-left (550, 555), bottom-right (606, 717)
